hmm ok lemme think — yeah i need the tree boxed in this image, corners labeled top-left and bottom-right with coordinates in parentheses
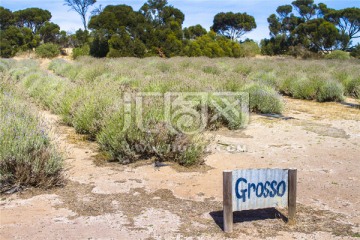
top-left (64, 0), bottom-right (96, 30)
top-left (90, 30), bottom-right (109, 57)
top-left (0, 7), bottom-right (14, 30)
top-left (89, 4), bottom-right (147, 38)
top-left (14, 8), bottom-right (51, 34)
top-left (211, 12), bottom-right (256, 41)
top-left (88, 4), bottom-right (148, 57)
top-left (139, 0), bottom-right (185, 56)
top-left (39, 22), bottom-right (60, 43)
top-left (325, 8), bottom-right (360, 48)
top-left (140, 0), bottom-right (169, 27)
top-left (291, 0), bottom-right (318, 21)
top-left (295, 18), bottom-right (340, 53)
top-left (183, 25), bottom-right (207, 39)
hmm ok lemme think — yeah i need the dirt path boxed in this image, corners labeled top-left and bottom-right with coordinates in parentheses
top-left (1, 60), bottom-right (360, 239)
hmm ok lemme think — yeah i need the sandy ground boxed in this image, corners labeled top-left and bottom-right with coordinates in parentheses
top-left (0, 60), bottom-right (360, 239)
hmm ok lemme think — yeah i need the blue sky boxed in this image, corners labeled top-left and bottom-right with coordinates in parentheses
top-left (1, 0), bottom-right (359, 43)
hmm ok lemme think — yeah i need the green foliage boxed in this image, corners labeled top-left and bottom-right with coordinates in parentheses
top-left (97, 109), bottom-right (205, 165)
top-left (0, 77), bottom-right (63, 189)
top-left (325, 50), bottom-right (350, 60)
top-left (183, 24), bottom-right (207, 39)
top-left (72, 29), bottom-right (90, 47)
top-left (243, 83), bottom-right (283, 114)
top-left (288, 44), bottom-right (318, 59)
top-left (0, 7), bottom-right (61, 57)
top-left (107, 29), bottom-right (146, 58)
top-left (291, 0), bottom-right (318, 20)
top-left (72, 44), bottom-right (90, 59)
top-left (13, 8), bottom-right (52, 33)
top-left (182, 31), bottom-right (243, 58)
top-left (35, 43), bottom-right (60, 58)
top-left (290, 78), bottom-right (320, 99)
top-left (345, 78), bottom-right (360, 98)
top-left (325, 8), bottom-right (360, 48)
top-left (212, 12), bottom-right (257, 41)
top-left (350, 44), bottom-right (360, 59)
top-left (261, 35), bottom-right (289, 56)
top-left (0, 40), bottom-right (15, 58)
top-left (263, 1), bottom-right (359, 56)
top-left (316, 80), bottom-right (344, 102)
top-left (0, 7), bottom-right (14, 30)
top-left (295, 18), bottom-right (341, 53)
top-left (90, 33), bottom-right (109, 57)
top-left (72, 90), bottom-right (112, 138)
top-left (239, 41), bottom-right (260, 57)
top-left (38, 22), bottom-right (60, 43)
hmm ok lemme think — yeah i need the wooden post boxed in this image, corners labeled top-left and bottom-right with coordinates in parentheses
top-left (223, 170), bottom-right (233, 233)
top-left (288, 169), bottom-right (297, 225)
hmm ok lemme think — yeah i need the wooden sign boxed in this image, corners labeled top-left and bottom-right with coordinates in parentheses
top-left (223, 168), bottom-right (297, 233)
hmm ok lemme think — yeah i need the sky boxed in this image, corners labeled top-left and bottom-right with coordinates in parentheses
top-left (1, 0), bottom-right (359, 43)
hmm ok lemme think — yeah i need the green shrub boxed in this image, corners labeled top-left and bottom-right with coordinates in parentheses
top-left (72, 45), bottom-right (90, 59)
top-left (325, 50), bottom-right (350, 60)
top-left (316, 80), bottom-right (344, 102)
top-left (290, 78), bottom-right (320, 100)
top-left (72, 93), bottom-right (112, 138)
top-left (350, 44), bottom-right (360, 59)
top-left (97, 110), bottom-right (205, 165)
top-left (35, 43), bottom-right (60, 58)
top-left (0, 89), bottom-right (63, 189)
top-left (239, 41), bottom-right (260, 57)
top-left (289, 45), bottom-right (319, 59)
top-left (243, 83), bottom-right (283, 114)
top-left (0, 40), bottom-right (16, 58)
top-left (345, 78), bottom-right (360, 98)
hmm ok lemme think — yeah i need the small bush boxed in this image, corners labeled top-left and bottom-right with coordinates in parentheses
top-left (289, 45), bottom-right (319, 59)
top-left (350, 44), bottom-right (360, 59)
top-left (72, 45), bottom-right (90, 59)
top-left (239, 41), bottom-right (261, 57)
top-left (243, 83), bottom-right (283, 114)
top-left (345, 78), bottom-right (360, 98)
top-left (325, 50), bottom-right (350, 60)
top-left (35, 43), bottom-right (60, 58)
top-left (72, 93), bottom-right (112, 138)
top-left (290, 78), bottom-right (320, 100)
top-left (316, 81), bottom-right (344, 102)
top-left (0, 90), bottom-right (63, 190)
top-left (97, 110), bottom-right (205, 166)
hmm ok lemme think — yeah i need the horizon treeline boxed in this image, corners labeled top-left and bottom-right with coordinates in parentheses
top-left (0, 0), bottom-right (359, 59)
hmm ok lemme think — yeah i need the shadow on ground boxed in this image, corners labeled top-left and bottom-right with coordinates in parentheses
top-left (209, 208), bottom-right (287, 231)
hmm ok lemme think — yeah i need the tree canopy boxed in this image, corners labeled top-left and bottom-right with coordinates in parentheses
top-left (262, 0), bottom-right (359, 55)
top-left (211, 12), bottom-right (257, 41)
top-left (13, 8), bottom-right (52, 34)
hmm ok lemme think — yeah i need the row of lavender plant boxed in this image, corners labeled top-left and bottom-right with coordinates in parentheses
top-left (0, 59), bottom-right (63, 191)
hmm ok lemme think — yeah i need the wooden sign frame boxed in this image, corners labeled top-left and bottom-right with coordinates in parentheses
top-left (223, 169), bottom-right (297, 233)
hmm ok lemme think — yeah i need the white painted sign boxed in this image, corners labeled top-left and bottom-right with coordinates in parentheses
top-left (232, 169), bottom-right (289, 211)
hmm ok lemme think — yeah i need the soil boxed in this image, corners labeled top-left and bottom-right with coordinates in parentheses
top-left (0, 59), bottom-right (360, 239)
